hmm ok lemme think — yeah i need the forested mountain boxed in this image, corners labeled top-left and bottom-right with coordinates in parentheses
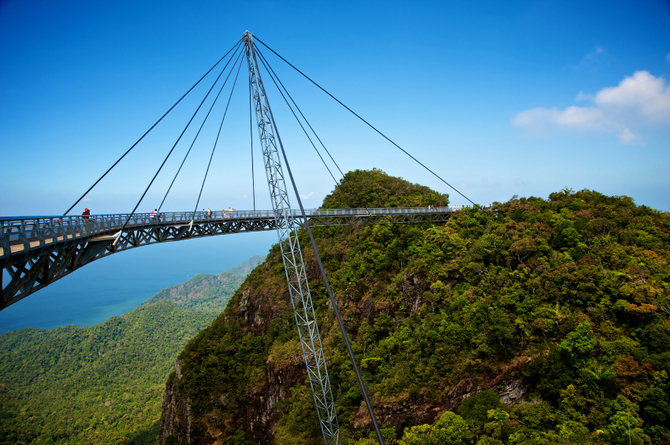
top-left (158, 169), bottom-right (670, 445)
top-left (142, 255), bottom-right (265, 311)
top-left (0, 258), bottom-right (259, 444)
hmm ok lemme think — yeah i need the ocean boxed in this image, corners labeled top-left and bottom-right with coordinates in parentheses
top-left (0, 231), bottom-right (277, 334)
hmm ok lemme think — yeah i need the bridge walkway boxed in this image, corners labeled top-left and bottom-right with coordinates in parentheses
top-left (1, 207), bottom-right (456, 309)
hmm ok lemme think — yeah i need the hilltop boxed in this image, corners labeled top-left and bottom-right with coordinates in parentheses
top-left (158, 169), bottom-right (670, 444)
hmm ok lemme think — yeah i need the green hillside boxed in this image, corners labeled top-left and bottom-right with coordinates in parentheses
top-left (158, 170), bottom-right (670, 445)
top-left (0, 258), bottom-right (257, 444)
top-left (142, 254), bottom-right (265, 311)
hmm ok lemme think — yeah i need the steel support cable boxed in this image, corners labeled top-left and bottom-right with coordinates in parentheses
top-left (255, 52), bottom-right (338, 185)
top-left (264, 83), bottom-right (387, 445)
top-left (256, 47), bottom-right (378, 222)
top-left (256, 47), bottom-right (344, 182)
top-left (63, 39), bottom-right (243, 216)
top-left (254, 36), bottom-right (476, 206)
top-left (249, 79), bottom-right (257, 211)
top-left (192, 55), bottom-right (245, 217)
top-left (158, 47), bottom-right (245, 213)
top-left (120, 50), bottom-right (237, 232)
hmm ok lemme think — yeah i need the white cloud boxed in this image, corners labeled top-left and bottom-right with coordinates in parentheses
top-left (300, 192), bottom-right (315, 200)
top-left (595, 70), bottom-right (670, 123)
top-left (512, 70), bottom-right (670, 144)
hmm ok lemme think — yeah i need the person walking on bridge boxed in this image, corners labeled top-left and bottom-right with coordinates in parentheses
top-left (206, 208), bottom-right (212, 219)
top-left (82, 208), bottom-right (90, 220)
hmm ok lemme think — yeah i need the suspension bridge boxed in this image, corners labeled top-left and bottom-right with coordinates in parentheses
top-left (0, 31), bottom-right (475, 445)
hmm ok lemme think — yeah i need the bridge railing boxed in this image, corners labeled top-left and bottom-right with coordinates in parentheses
top-left (1, 207), bottom-right (458, 259)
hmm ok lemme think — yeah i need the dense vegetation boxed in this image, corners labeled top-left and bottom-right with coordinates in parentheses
top-left (162, 169), bottom-right (670, 444)
top-left (0, 258), bottom-right (258, 444)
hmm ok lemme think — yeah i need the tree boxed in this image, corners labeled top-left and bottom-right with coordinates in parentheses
top-left (398, 411), bottom-right (470, 445)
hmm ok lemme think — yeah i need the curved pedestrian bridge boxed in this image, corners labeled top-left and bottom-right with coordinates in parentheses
top-left (1, 207), bottom-right (456, 309)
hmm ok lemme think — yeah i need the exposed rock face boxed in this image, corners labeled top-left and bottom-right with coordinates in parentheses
top-left (350, 357), bottom-right (534, 437)
top-left (158, 346), bottom-right (307, 444)
top-left (157, 360), bottom-right (192, 445)
top-left (159, 354), bottom-right (535, 444)
top-left (157, 259), bottom-right (313, 445)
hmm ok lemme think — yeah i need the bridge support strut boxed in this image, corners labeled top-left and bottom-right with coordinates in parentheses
top-left (244, 31), bottom-right (342, 445)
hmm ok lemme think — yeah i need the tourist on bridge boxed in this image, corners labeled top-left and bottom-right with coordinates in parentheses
top-left (206, 208), bottom-right (212, 219)
top-left (82, 208), bottom-right (90, 220)
top-left (151, 209), bottom-right (156, 218)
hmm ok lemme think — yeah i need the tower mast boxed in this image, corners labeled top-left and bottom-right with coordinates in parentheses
top-left (243, 31), bottom-right (341, 445)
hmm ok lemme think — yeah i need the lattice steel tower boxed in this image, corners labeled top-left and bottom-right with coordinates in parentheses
top-left (243, 31), bottom-right (341, 445)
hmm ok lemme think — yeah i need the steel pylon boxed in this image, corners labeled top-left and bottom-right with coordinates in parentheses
top-left (243, 31), bottom-right (341, 445)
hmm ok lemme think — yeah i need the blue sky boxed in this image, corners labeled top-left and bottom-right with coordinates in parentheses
top-left (1, 0), bottom-right (669, 215)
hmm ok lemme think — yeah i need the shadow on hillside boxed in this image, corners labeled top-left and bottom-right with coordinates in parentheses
top-left (125, 421), bottom-right (161, 445)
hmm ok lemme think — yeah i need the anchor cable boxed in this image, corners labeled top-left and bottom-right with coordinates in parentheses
top-left (249, 77), bottom-right (257, 211)
top-left (255, 36), bottom-right (476, 206)
top-left (121, 45), bottom-right (237, 231)
top-left (266, 84), bottom-right (388, 445)
top-left (248, 37), bottom-right (387, 445)
top-left (193, 54), bottom-right (245, 217)
top-left (64, 39), bottom-right (243, 215)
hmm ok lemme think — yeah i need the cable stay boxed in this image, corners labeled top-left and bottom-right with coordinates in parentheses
top-left (159, 47), bottom-right (246, 214)
top-left (255, 46), bottom-right (344, 185)
top-left (192, 53), bottom-right (246, 219)
top-left (64, 38), bottom-right (244, 216)
top-left (120, 44), bottom-right (245, 232)
top-left (254, 35), bottom-right (476, 206)
top-left (255, 45), bottom-right (391, 221)
top-left (257, 52), bottom-right (338, 185)
top-left (248, 80), bottom-right (257, 210)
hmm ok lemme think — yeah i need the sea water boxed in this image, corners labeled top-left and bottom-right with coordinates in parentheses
top-left (0, 231), bottom-right (276, 334)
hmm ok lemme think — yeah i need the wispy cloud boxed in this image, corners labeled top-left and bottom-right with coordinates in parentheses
top-left (512, 70), bottom-right (670, 144)
top-left (300, 192), bottom-right (315, 200)
top-left (574, 46), bottom-right (612, 70)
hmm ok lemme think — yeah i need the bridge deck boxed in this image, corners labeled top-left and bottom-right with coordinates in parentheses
top-left (1, 207), bottom-right (456, 309)
top-left (0, 208), bottom-right (455, 259)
